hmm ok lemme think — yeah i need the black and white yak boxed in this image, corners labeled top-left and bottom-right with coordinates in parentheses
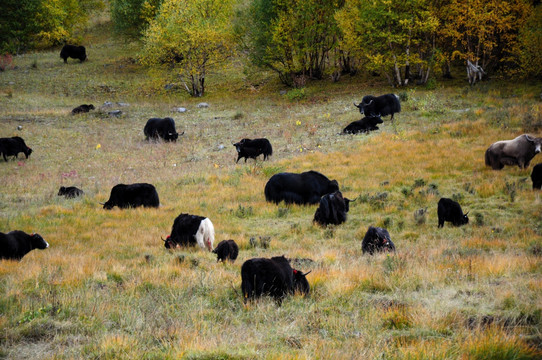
top-left (164, 213), bottom-right (215, 251)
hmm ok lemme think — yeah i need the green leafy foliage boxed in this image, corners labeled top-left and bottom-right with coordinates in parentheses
top-left (110, 0), bottom-right (163, 37)
top-left (140, 0), bottom-right (236, 96)
top-left (0, 0), bottom-right (103, 53)
top-left (240, 0), bottom-right (341, 87)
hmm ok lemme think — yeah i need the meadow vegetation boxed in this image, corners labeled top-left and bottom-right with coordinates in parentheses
top-left (1, 14), bottom-right (542, 360)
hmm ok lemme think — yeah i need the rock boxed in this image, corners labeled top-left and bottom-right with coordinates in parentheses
top-left (280, 90), bottom-right (287, 95)
top-left (102, 101), bottom-right (113, 107)
top-left (108, 110), bottom-right (122, 117)
top-left (117, 102), bottom-right (129, 107)
top-left (217, 144), bottom-right (225, 150)
top-left (174, 107), bottom-right (187, 113)
top-left (197, 102), bottom-right (209, 108)
top-left (17, 125), bottom-right (22, 131)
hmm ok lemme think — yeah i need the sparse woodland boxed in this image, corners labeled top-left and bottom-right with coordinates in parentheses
top-left (0, 2), bottom-right (541, 359)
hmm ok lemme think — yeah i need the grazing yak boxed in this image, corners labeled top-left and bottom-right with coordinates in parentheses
top-left (532, 163), bottom-right (542, 190)
top-left (233, 138), bottom-right (273, 163)
top-left (71, 104), bottom-right (95, 115)
top-left (241, 255), bottom-right (310, 304)
top-left (362, 226), bottom-right (396, 255)
top-left (313, 191), bottom-right (353, 226)
top-left (485, 134), bottom-right (542, 170)
top-left (0, 231), bottom-right (49, 261)
top-left (354, 94), bottom-right (401, 121)
top-left (144, 117), bottom-right (183, 142)
top-left (264, 170), bottom-right (339, 205)
top-left (58, 186), bottom-right (84, 198)
top-left (0, 136), bottom-right (33, 162)
top-left (102, 183), bottom-right (159, 209)
top-left (342, 116), bottom-right (383, 134)
top-left (437, 197), bottom-right (469, 228)
top-left (213, 239), bottom-right (239, 263)
top-left (164, 213), bottom-right (215, 251)
top-left (60, 44), bottom-right (87, 63)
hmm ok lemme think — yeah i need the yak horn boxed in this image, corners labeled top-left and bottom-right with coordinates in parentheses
top-left (161, 236), bottom-right (166, 242)
top-left (353, 102), bottom-right (361, 108)
top-left (465, 211), bottom-right (469, 216)
top-left (350, 195), bottom-right (360, 202)
top-left (303, 270), bottom-right (312, 276)
top-left (99, 202), bottom-right (105, 205)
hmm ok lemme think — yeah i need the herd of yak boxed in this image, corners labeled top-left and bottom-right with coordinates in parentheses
top-left (1, 45), bottom-right (542, 303)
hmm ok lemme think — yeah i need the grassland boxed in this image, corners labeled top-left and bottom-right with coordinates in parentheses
top-left (1, 15), bottom-right (541, 360)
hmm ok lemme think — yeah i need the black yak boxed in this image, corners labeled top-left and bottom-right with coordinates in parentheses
top-left (233, 138), bottom-right (273, 163)
top-left (58, 186), bottom-right (84, 198)
top-left (313, 191), bottom-right (353, 226)
top-left (144, 117), bottom-right (183, 142)
top-left (164, 213), bottom-right (214, 251)
top-left (0, 231), bottom-right (49, 261)
top-left (485, 134), bottom-right (542, 170)
top-left (342, 116), bottom-right (383, 134)
top-left (0, 136), bottom-right (32, 161)
top-left (361, 226), bottom-right (396, 255)
top-left (212, 239), bottom-right (239, 262)
top-left (71, 104), bottom-right (95, 114)
top-left (532, 163), bottom-right (542, 190)
top-left (354, 94), bottom-right (401, 121)
top-left (437, 197), bottom-right (469, 228)
top-left (102, 183), bottom-right (159, 209)
top-left (60, 44), bottom-right (87, 63)
top-left (241, 255), bottom-right (310, 304)
top-left (264, 170), bottom-right (339, 205)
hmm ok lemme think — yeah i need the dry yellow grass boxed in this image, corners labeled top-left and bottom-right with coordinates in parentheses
top-left (0, 15), bottom-right (541, 360)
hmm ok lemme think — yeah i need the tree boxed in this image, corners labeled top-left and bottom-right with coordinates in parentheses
top-left (518, 3), bottom-right (542, 78)
top-left (241, 0), bottom-right (341, 87)
top-left (0, 0), bottom-right (41, 53)
top-left (110, 0), bottom-right (163, 37)
top-left (436, 0), bottom-right (532, 80)
top-left (336, 0), bottom-right (439, 87)
top-left (140, 0), bottom-right (236, 97)
top-left (0, 0), bottom-right (103, 53)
